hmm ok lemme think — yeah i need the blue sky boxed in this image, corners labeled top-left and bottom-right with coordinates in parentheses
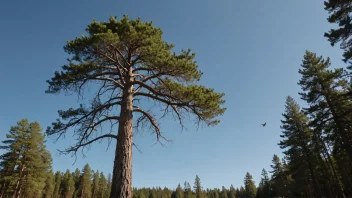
top-left (0, 0), bottom-right (346, 190)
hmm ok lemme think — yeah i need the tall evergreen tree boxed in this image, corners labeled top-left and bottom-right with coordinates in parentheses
top-left (324, 0), bottom-right (352, 64)
top-left (228, 185), bottom-right (235, 198)
top-left (298, 51), bottom-right (352, 161)
top-left (45, 15), bottom-right (226, 198)
top-left (212, 189), bottom-right (220, 198)
top-left (244, 172), bottom-right (256, 198)
top-left (53, 171), bottom-right (62, 198)
top-left (0, 119), bottom-right (52, 198)
top-left (79, 164), bottom-right (92, 198)
top-left (22, 122), bottom-right (52, 198)
top-left (105, 173), bottom-right (112, 198)
top-left (42, 170), bottom-right (55, 198)
top-left (0, 120), bottom-right (28, 197)
top-left (194, 175), bottom-right (203, 198)
top-left (73, 168), bottom-right (81, 198)
top-left (279, 96), bottom-right (324, 197)
top-left (256, 169), bottom-right (271, 198)
top-left (173, 184), bottom-right (184, 198)
top-left (92, 170), bottom-right (100, 198)
top-left (270, 155), bottom-right (290, 197)
top-left (184, 181), bottom-right (191, 198)
top-left (298, 51), bottom-right (352, 196)
top-left (220, 186), bottom-right (228, 198)
top-left (148, 188), bottom-right (157, 198)
top-left (98, 172), bottom-right (107, 198)
top-left (238, 187), bottom-right (245, 198)
top-left (61, 169), bottom-right (75, 198)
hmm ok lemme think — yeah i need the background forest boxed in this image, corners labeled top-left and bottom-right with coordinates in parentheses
top-left (2, 0), bottom-right (352, 198)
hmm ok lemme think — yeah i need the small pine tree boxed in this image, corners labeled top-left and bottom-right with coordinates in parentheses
top-left (79, 164), bottom-right (92, 198)
top-left (42, 170), bottom-right (55, 198)
top-left (98, 172), bottom-right (107, 198)
top-left (213, 189), bottom-right (220, 198)
top-left (228, 185), bottom-right (235, 198)
top-left (174, 184), bottom-right (184, 198)
top-left (61, 169), bottom-right (75, 198)
top-left (184, 181), bottom-right (191, 198)
top-left (73, 168), bottom-right (81, 198)
top-left (220, 186), bottom-right (228, 198)
top-left (92, 170), bottom-right (100, 197)
top-left (244, 172), bottom-right (256, 198)
top-left (53, 171), bottom-right (62, 198)
top-left (105, 173), bottom-right (112, 198)
top-left (194, 175), bottom-right (203, 198)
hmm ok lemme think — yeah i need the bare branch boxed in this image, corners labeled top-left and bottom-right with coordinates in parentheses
top-left (132, 142), bottom-right (142, 154)
top-left (61, 134), bottom-right (118, 154)
top-left (87, 116), bottom-right (120, 130)
top-left (133, 67), bottom-right (150, 73)
top-left (90, 77), bottom-right (124, 88)
top-left (133, 106), bottom-right (172, 145)
top-left (50, 101), bottom-right (122, 136)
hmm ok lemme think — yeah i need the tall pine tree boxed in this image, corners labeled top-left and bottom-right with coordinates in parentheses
top-left (61, 169), bottom-right (75, 198)
top-left (184, 181), bottom-right (191, 198)
top-left (279, 96), bottom-right (323, 197)
top-left (98, 172), bottom-right (107, 198)
top-left (92, 170), bottom-right (100, 198)
top-left (78, 164), bottom-right (92, 198)
top-left (194, 175), bottom-right (203, 198)
top-left (324, 0), bottom-right (352, 64)
top-left (0, 119), bottom-right (52, 198)
top-left (53, 171), bottom-right (62, 198)
top-left (298, 51), bottom-right (352, 162)
top-left (45, 15), bottom-right (226, 198)
top-left (244, 172), bottom-right (256, 198)
top-left (220, 186), bottom-right (228, 198)
top-left (42, 170), bottom-right (55, 198)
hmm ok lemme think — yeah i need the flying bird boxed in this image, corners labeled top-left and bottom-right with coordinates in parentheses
top-left (262, 122), bottom-right (266, 127)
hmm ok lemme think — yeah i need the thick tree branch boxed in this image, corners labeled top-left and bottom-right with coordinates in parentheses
top-left (88, 116), bottom-right (120, 130)
top-left (110, 44), bottom-right (131, 68)
top-left (90, 77), bottom-right (124, 88)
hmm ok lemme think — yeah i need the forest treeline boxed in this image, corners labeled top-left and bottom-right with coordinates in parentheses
top-left (1, 49), bottom-right (352, 198)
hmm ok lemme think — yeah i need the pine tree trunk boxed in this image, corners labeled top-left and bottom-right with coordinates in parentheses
top-left (15, 187), bottom-right (21, 198)
top-left (319, 137), bottom-right (345, 197)
top-left (1, 158), bottom-right (20, 198)
top-left (110, 81), bottom-right (134, 198)
top-left (13, 166), bottom-right (25, 198)
top-left (320, 82), bottom-right (352, 162)
top-left (294, 122), bottom-right (322, 197)
top-left (0, 182), bottom-right (7, 198)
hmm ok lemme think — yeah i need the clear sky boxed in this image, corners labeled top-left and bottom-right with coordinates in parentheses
top-left (0, 0), bottom-right (347, 190)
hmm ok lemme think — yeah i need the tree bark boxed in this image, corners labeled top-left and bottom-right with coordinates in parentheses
top-left (15, 187), bottom-right (21, 198)
top-left (13, 165), bottom-right (25, 198)
top-left (110, 75), bottom-right (134, 198)
top-left (320, 82), bottom-right (352, 162)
